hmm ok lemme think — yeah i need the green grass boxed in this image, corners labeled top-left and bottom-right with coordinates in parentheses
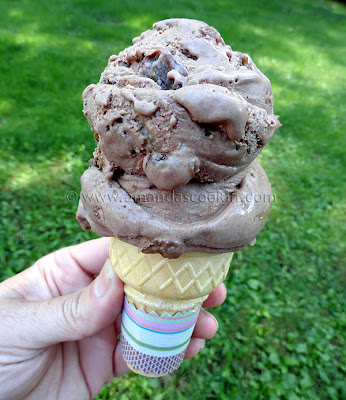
top-left (0, 0), bottom-right (345, 399)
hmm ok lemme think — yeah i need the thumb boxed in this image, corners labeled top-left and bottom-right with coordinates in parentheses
top-left (2, 259), bottom-right (124, 348)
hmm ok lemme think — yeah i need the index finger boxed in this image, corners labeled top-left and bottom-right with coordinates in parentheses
top-left (39, 237), bottom-right (111, 296)
top-left (0, 237), bottom-right (112, 301)
top-left (65, 237), bottom-right (111, 276)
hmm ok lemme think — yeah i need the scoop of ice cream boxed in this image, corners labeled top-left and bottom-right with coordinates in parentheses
top-left (77, 18), bottom-right (280, 257)
top-left (77, 160), bottom-right (271, 258)
top-left (82, 18), bottom-right (280, 188)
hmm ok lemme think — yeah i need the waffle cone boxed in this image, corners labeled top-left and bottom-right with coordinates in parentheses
top-left (109, 237), bottom-right (233, 376)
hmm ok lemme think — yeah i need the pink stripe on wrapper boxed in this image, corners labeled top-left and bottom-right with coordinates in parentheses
top-left (123, 300), bottom-right (198, 333)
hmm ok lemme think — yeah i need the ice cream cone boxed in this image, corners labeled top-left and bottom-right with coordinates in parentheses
top-left (109, 237), bottom-right (233, 376)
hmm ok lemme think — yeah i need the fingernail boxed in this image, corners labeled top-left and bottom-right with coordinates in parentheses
top-left (104, 259), bottom-right (116, 282)
top-left (210, 314), bottom-right (219, 331)
top-left (94, 259), bottom-right (114, 298)
top-left (200, 339), bottom-right (206, 349)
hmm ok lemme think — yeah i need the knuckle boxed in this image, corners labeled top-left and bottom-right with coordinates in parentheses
top-left (61, 292), bottom-right (89, 339)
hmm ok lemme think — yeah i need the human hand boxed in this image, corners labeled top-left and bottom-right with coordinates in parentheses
top-left (0, 238), bottom-right (227, 400)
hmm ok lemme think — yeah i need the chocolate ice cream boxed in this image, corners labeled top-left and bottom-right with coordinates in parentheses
top-left (77, 18), bottom-right (280, 258)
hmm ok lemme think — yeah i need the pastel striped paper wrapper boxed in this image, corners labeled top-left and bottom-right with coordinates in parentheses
top-left (121, 296), bottom-right (200, 358)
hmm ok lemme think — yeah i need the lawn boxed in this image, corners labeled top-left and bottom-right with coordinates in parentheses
top-left (0, 0), bottom-right (345, 399)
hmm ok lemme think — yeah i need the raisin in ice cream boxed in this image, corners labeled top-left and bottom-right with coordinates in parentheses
top-left (77, 18), bottom-right (281, 258)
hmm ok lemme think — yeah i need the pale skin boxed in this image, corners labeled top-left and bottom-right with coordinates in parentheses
top-left (0, 238), bottom-right (227, 400)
